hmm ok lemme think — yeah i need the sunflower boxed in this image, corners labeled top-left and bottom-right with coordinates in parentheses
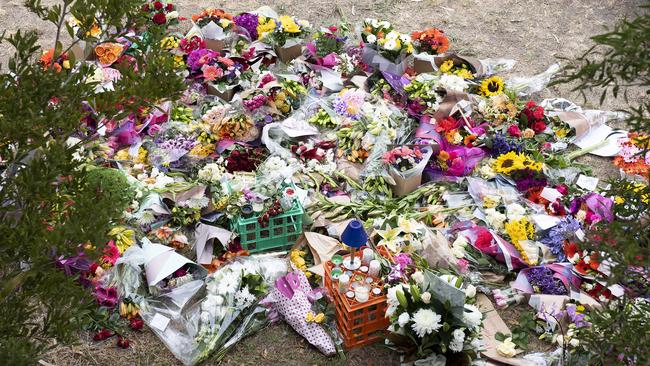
top-left (493, 151), bottom-right (525, 174)
top-left (479, 76), bottom-right (505, 97)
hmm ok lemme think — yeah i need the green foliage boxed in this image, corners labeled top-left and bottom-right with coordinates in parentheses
top-left (495, 311), bottom-right (537, 350)
top-left (554, 2), bottom-right (650, 364)
top-left (0, 0), bottom-right (185, 364)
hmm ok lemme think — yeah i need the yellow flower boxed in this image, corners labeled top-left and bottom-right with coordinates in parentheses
top-left (108, 227), bottom-right (135, 253)
top-left (479, 76), bottom-right (505, 97)
top-left (454, 68), bottom-right (474, 79)
top-left (555, 128), bottom-right (568, 138)
top-left (87, 22), bottom-right (102, 38)
top-left (161, 36), bottom-right (179, 49)
top-left (504, 218), bottom-right (536, 265)
top-left (493, 151), bottom-right (525, 175)
top-left (279, 15), bottom-right (300, 33)
top-left (134, 147), bottom-right (148, 164)
top-left (219, 18), bottom-right (232, 29)
top-left (305, 311), bottom-right (325, 323)
top-left (257, 17), bottom-right (277, 39)
top-left (114, 149), bottom-right (130, 161)
top-left (439, 60), bottom-right (454, 73)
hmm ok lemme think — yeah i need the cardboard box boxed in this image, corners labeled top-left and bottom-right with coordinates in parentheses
top-left (413, 58), bottom-right (435, 74)
top-left (205, 39), bottom-right (226, 52)
top-left (206, 84), bottom-right (235, 101)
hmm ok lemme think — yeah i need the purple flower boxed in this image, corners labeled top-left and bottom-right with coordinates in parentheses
top-left (187, 48), bottom-right (219, 72)
top-left (584, 192), bottom-right (614, 223)
top-left (234, 13), bottom-right (259, 40)
top-left (526, 267), bottom-right (568, 295)
top-left (540, 217), bottom-right (581, 262)
top-left (387, 263), bottom-right (406, 283)
top-left (395, 253), bottom-right (413, 268)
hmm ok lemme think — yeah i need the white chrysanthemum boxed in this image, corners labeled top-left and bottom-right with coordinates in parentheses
top-left (198, 163), bottom-right (225, 184)
top-left (398, 312), bottom-right (411, 327)
top-left (463, 304), bottom-right (483, 329)
top-left (136, 210), bottom-right (157, 226)
top-left (438, 74), bottom-right (469, 93)
top-left (479, 163), bottom-right (497, 179)
top-left (235, 286), bottom-right (256, 308)
top-left (485, 208), bottom-right (506, 231)
top-left (449, 328), bottom-right (466, 352)
top-left (217, 271), bottom-right (240, 294)
top-left (506, 203), bottom-right (527, 221)
top-left (365, 34), bottom-right (376, 44)
top-left (411, 309), bottom-right (442, 338)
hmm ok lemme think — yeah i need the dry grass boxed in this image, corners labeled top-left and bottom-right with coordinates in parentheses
top-left (1, 0), bottom-right (646, 364)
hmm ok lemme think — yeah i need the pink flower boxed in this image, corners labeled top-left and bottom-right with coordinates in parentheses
top-left (201, 64), bottom-right (223, 82)
top-left (217, 57), bottom-right (234, 68)
top-left (457, 258), bottom-right (469, 273)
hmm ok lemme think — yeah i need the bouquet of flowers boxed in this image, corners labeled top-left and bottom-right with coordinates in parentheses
top-left (305, 25), bottom-right (348, 68)
top-left (385, 270), bottom-right (483, 363)
top-left (614, 133), bottom-right (650, 180)
top-left (142, 1), bottom-right (180, 26)
top-left (383, 145), bottom-right (433, 196)
top-left (361, 18), bottom-right (413, 63)
top-left (411, 27), bottom-right (449, 55)
top-left (191, 8), bottom-right (235, 50)
top-left (258, 15), bottom-right (310, 62)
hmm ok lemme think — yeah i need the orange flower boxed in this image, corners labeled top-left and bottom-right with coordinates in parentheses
top-left (464, 134), bottom-right (477, 146)
top-left (94, 42), bottom-right (124, 66)
top-left (438, 150), bottom-right (450, 161)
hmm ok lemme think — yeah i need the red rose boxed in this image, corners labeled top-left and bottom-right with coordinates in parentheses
top-left (525, 100), bottom-right (536, 108)
top-left (533, 106), bottom-right (544, 120)
top-left (507, 124), bottom-right (522, 137)
top-left (153, 1), bottom-right (163, 10)
top-left (166, 3), bottom-right (174, 11)
top-left (328, 26), bottom-right (338, 32)
top-left (532, 121), bottom-right (547, 133)
top-left (152, 12), bottom-right (167, 25)
top-left (141, 3), bottom-right (150, 12)
top-left (129, 318), bottom-right (144, 331)
top-left (474, 229), bottom-right (494, 250)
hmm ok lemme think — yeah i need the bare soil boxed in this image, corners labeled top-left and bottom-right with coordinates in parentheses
top-left (1, 0), bottom-right (646, 365)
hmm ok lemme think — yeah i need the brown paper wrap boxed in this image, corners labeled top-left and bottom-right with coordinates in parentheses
top-left (556, 111), bottom-right (590, 139)
top-left (206, 84), bottom-right (235, 102)
top-left (432, 92), bottom-right (471, 122)
top-left (276, 44), bottom-right (303, 63)
top-left (413, 58), bottom-right (436, 74)
top-left (204, 39), bottom-right (226, 52)
top-left (433, 53), bottom-right (484, 76)
top-left (477, 294), bottom-right (529, 366)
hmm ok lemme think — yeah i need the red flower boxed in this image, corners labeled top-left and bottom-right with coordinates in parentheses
top-left (153, 1), bottom-right (163, 10)
top-left (555, 184), bottom-right (568, 195)
top-left (166, 3), bottom-right (174, 11)
top-left (93, 329), bottom-right (114, 341)
top-left (129, 317), bottom-right (144, 331)
top-left (475, 229), bottom-right (494, 250)
top-left (435, 117), bottom-right (459, 132)
top-left (328, 26), bottom-right (338, 32)
top-left (117, 336), bottom-right (130, 349)
top-left (525, 100), bottom-right (536, 108)
top-left (142, 3), bottom-right (150, 12)
top-left (532, 121), bottom-right (547, 133)
top-left (507, 124), bottom-right (522, 137)
top-left (152, 12), bottom-right (167, 25)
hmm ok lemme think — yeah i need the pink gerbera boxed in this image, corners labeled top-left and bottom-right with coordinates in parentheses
top-left (201, 64), bottom-right (223, 82)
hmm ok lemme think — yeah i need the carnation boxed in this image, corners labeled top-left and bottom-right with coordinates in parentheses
top-left (411, 308), bottom-right (442, 338)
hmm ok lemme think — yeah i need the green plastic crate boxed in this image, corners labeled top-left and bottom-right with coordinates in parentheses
top-left (233, 199), bottom-right (304, 253)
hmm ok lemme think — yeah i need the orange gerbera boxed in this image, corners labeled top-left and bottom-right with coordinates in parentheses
top-left (411, 27), bottom-right (449, 54)
top-left (39, 49), bottom-right (70, 72)
top-left (192, 8), bottom-right (233, 22)
top-left (94, 42), bottom-right (124, 66)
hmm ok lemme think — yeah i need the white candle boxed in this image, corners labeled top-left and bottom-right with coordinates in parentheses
top-left (338, 274), bottom-right (350, 293)
top-left (362, 248), bottom-right (374, 264)
top-left (368, 260), bottom-right (381, 277)
top-left (355, 285), bottom-right (370, 303)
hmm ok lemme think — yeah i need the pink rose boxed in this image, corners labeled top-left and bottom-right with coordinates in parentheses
top-left (507, 124), bottom-right (521, 137)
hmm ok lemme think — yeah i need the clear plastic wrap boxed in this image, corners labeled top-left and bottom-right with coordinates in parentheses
top-left (505, 63), bottom-right (560, 96)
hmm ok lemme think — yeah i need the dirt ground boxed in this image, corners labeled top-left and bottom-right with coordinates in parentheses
top-left (1, 0), bottom-right (646, 365)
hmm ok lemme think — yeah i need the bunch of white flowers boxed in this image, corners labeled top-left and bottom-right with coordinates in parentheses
top-left (198, 163), bottom-right (226, 184)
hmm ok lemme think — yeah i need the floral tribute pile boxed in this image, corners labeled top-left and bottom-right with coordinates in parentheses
top-left (55, 4), bottom-right (648, 366)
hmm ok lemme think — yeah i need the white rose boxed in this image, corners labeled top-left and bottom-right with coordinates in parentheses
top-left (412, 271), bottom-right (425, 284)
top-left (166, 11), bottom-right (179, 20)
top-left (214, 295), bottom-right (224, 306)
top-left (555, 335), bottom-right (564, 346)
top-left (398, 312), bottom-right (411, 327)
top-left (569, 338), bottom-right (580, 347)
top-left (421, 291), bottom-right (431, 304)
top-left (496, 337), bottom-right (518, 357)
top-left (465, 284), bottom-right (477, 298)
top-left (451, 245), bottom-right (466, 258)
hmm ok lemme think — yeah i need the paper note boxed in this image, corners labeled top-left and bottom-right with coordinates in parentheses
top-left (540, 187), bottom-right (563, 202)
top-left (532, 214), bottom-right (561, 230)
top-left (150, 313), bottom-right (170, 332)
top-left (576, 175), bottom-right (599, 191)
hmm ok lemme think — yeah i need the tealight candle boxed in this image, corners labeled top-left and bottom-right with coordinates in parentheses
top-left (368, 260), bottom-right (381, 277)
top-left (365, 277), bottom-right (373, 284)
top-left (362, 248), bottom-right (374, 264)
top-left (351, 281), bottom-right (361, 289)
top-left (331, 255), bottom-right (343, 266)
top-left (346, 291), bottom-right (355, 299)
top-left (372, 287), bottom-right (382, 296)
top-left (330, 267), bottom-right (342, 280)
top-left (338, 274), bottom-right (350, 293)
top-left (360, 265), bottom-right (369, 273)
top-left (355, 285), bottom-right (370, 303)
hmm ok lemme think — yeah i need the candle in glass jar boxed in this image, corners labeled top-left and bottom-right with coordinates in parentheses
top-left (372, 287), bottom-right (382, 296)
top-left (362, 248), bottom-right (374, 264)
top-left (338, 274), bottom-right (350, 293)
top-left (368, 260), bottom-right (381, 277)
top-left (355, 285), bottom-right (370, 303)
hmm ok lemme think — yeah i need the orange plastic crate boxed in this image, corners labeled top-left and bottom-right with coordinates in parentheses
top-left (324, 250), bottom-right (390, 349)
